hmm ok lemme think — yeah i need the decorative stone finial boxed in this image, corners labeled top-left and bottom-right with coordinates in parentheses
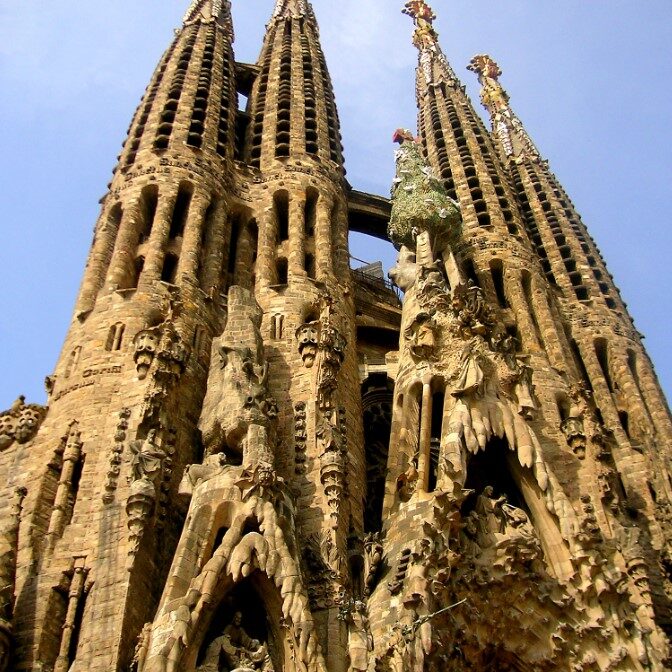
top-left (467, 54), bottom-right (502, 81)
top-left (402, 0), bottom-right (439, 50)
top-left (467, 53), bottom-right (541, 161)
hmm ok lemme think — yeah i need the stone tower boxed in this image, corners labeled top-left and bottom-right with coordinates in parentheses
top-left (0, 1), bottom-right (670, 671)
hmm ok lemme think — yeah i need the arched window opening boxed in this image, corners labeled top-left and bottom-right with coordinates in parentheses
top-left (556, 394), bottom-right (571, 422)
top-left (362, 375), bottom-right (393, 533)
top-left (271, 314), bottom-right (284, 340)
top-left (305, 253), bottom-right (316, 279)
top-left (462, 438), bottom-right (528, 516)
top-left (105, 323), bottom-right (125, 352)
top-left (489, 260), bottom-right (508, 308)
top-left (594, 338), bottom-right (614, 393)
top-left (274, 191), bottom-right (289, 242)
top-left (161, 253), bottom-right (179, 284)
top-left (463, 257), bottom-right (480, 288)
top-left (131, 255), bottom-right (145, 289)
top-left (304, 188), bottom-right (317, 237)
top-left (276, 258), bottom-right (288, 286)
top-left (138, 186), bottom-right (158, 243)
top-left (619, 411), bottom-right (630, 439)
top-left (570, 340), bottom-right (592, 391)
top-left (65, 346), bottom-right (82, 378)
top-left (170, 185), bottom-right (193, 239)
top-left (195, 576), bottom-right (282, 672)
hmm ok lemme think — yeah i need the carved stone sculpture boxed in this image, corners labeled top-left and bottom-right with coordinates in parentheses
top-left (0, 397), bottom-right (47, 450)
top-left (199, 287), bottom-right (274, 460)
top-left (198, 611), bottom-right (274, 672)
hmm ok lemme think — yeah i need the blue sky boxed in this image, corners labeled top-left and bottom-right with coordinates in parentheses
top-left (0, 1), bottom-right (671, 409)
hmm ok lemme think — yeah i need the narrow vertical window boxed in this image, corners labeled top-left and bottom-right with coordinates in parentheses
top-left (161, 254), bottom-right (179, 284)
top-left (490, 260), bottom-right (508, 308)
top-left (594, 338), bottom-right (614, 393)
top-left (170, 185), bottom-right (193, 239)
top-left (275, 191), bottom-right (289, 242)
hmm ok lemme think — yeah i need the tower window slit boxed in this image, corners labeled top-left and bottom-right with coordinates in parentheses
top-left (154, 28), bottom-right (197, 149)
top-left (105, 323), bottom-right (126, 352)
top-left (188, 27), bottom-right (217, 148)
top-left (305, 253), bottom-right (315, 279)
top-left (138, 186), bottom-right (158, 244)
top-left (305, 189), bottom-right (317, 236)
top-left (170, 185), bottom-right (193, 239)
top-left (594, 338), bottom-right (614, 393)
top-left (131, 256), bottom-right (145, 289)
top-left (570, 339), bottom-right (592, 391)
top-left (275, 191), bottom-right (289, 242)
top-left (490, 260), bottom-right (508, 308)
top-left (161, 253), bottom-right (179, 284)
top-left (276, 258), bottom-right (288, 285)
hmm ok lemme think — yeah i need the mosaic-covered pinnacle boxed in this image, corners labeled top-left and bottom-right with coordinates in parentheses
top-left (467, 54), bottom-right (541, 161)
top-left (388, 128), bottom-right (461, 251)
top-left (402, 0), bottom-right (440, 50)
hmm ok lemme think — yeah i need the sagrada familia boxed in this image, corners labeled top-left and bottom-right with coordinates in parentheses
top-left (1, 0), bottom-right (671, 670)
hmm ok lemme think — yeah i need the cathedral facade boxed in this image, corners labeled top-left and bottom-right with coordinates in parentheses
top-left (1, 1), bottom-right (671, 670)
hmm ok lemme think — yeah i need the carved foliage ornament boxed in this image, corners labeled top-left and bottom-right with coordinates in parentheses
top-left (0, 396), bottom-right (47, 451)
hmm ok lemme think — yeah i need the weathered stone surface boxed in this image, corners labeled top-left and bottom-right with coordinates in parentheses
top-left (1, 0), bottom-right (671, 670)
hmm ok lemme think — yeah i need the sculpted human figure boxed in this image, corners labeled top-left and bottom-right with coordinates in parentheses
top-left (198, 611), bottom-right (274, 672)
top-left (475, 486), bottom-right (507, 536)
top-left (130, 429), bottom-right (165, 484)
top-left (347, 601), bottom-right (373, 672)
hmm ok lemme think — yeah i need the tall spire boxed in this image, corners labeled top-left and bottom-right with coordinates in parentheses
top-left (272, 0), bottom-right (310, 20)
top-left (245, 0), bottom-right (343, 169)
top-left (402, 0), bottom-right (459, 92)
top-left (468, 54), bottom-right (541, 162)
top-left (183, 0), bottom-right (231, 28)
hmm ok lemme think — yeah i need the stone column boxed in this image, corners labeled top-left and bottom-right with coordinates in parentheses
top-left (315, 193), bottom-right (333, 280)
top-left (200, 198), bottom-right (229, 295)
top-left (505, 269), bottom-right (541, 351)
top-left (106, 198), bottom-right (142, 289)
top-left (257, 206), bottom-right (277, 289)
top-left (46, 425), bottom-right (83, 549)
top-left (76, 205), bottom-right (122, 314)
top-left (142, 187), bottom-right (179, 282)
top-left (178, 192), bottom-right (210, 284)
top-left (417, 380), bottom-right (433, 493)
top-left (530, 275), bottom-right (566, 371)
top-left (54, 560), bottom-right (88, 672)
top-left (288, 193), bottom-right (306, 279)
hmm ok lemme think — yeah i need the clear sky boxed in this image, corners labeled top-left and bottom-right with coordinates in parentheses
top-left (0, 1), bottom-right (671, 409)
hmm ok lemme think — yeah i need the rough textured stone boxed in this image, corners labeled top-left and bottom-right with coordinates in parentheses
top-left (1, 0), bottom-right (671, 670)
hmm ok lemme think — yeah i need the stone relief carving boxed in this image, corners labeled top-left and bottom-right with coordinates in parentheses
top-left (296, 322), bottom-right (320, 368)
top-left (199, 287), bottom-right (275, 464)
top-left (125, 427), bottom-right (174, 569)
top-left (197, 611), bottom-right (274, 672)
top-left (103, 407), bottom-right (131, 503)
top-left (363, 532), bottom-right (384, 597)
top-left (0, 396), bottom-right (47, 450)
top-left (294, 402), bottom-right (307, 475)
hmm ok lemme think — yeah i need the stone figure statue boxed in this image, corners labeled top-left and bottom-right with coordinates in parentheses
top-left (198, 611), bottom-right (274, 672)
